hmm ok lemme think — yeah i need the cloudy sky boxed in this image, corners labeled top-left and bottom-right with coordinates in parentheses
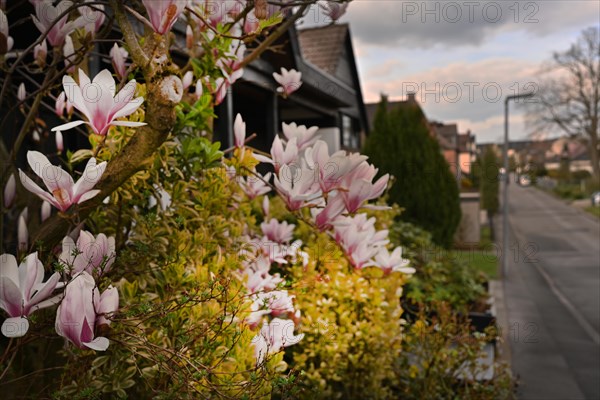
top-left (302, 0), bottom-right (600, 143)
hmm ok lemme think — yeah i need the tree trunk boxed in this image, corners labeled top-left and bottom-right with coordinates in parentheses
top-left (588, 128), bottom-right (600, 184)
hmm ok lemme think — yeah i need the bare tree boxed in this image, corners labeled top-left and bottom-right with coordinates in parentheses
top-left (527, 27), bottom-right (600, 181)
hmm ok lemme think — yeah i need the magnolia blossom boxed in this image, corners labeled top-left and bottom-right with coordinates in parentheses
top-left (234, 113), bottom-right (246, 148)
top-left (3, 173), bottom-right (16, 208)
top-left (243, 10), bottom-right (260, 34)
top-left (17, 214), bottom-right (28, 252)
top-left (255, 136), bottom-right (299, 172)
top-left (340, 162), bottom-right (389, 213)
top-left (41, 201), bottom-right (52, 222)
top-left (110, 44), bottom-right (128, 80)
top-left (243, 256), bottom-right (283, 294)
top-left (32, 1), bottom-right (85, 47)
top-left (55, 272), bottom-right (118, 351)
top-left (55, 91), bottom-right (66, 117)
top-left (0, 252), bottom-right (61, 337)
top-left (186, 25), bottom-right (193, 49)
top-left (273, 163), bottom-right (321, 211)
top-left (273, 68), bottom-right (302, 97)
top-left (0, 9), bottom-right (13, 54)
top-left (19, 151), bottom-right (107, 212)
top-left (374, 247), bottom-right (415, 275)
top-left (282, 122), bottom-right (318, 150)
top-left (141, 0), bottom-right (187, 35)
top-left (239, 171), bottom-right (272, 199)
top-left (333, 214), bottom-right (389, 269)
top-left (194, 79), bottom-right (203, 99)
top-left (17, 214), bottom-right (29, 251)
top-left (212, 77), bottom-right (229, 105)
top-left (246, 290), bottom-right (294, 328)
top-left (53, 69), bottom-right (146, 136)
top-left (320, 1), bottom-right (349, 21)
top-left (253, 318), bottom-right (304, 364)
top-left (34, 39), bottom-right (47, 67)
top-left (182, 71), bottom-right (194, 90)
top-left (313, 193), bottom-right (346, 231)
top-left (17, 83), bottom-right (26, 102)
top-left (305, 140), bottom-right (367, 193)
top-left (261, 219), bottom-right (295, 244)
top-left (80, 1), bottom-right (105, 36)
top-left (63, 35), bottom-right (75, 72)
top-left (60, 230), bottom-right (116, 276)
top-left (55, 130), bottom-right (64, 152)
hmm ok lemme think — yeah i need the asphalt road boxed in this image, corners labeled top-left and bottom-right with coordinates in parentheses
top-left (502, 182), bottom-right (600, 399)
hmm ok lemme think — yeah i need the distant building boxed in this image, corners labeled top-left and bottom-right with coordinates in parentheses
top-left (366, 94), bottom-right (476, 180)
top-left (480, 137), bottom-right (594, 173)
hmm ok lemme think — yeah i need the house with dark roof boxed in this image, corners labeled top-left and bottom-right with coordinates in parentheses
top-left (213, 23), bottom-right (368, 153)
top-left (365, 94), bottom-right (462, 178)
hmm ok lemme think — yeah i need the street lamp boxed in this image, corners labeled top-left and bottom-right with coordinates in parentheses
top-left (502, 92), bottom-right (534, 278)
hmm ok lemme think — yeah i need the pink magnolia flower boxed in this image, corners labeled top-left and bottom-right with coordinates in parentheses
top-left (320, 1), bottom-right (349, 22)
top-left (0, 252), bottom-right (61, 337)
top-left (234, 113), bottom-right (246, 148)
top-left (19, 151), bottom-right (107, 212)
top-left (55, 91), bottom-right (66, 117)
top-left (261, 219), bottom-right (295, 244)
top-left (60, 230), bottom-right (116, 276)
top-left (34, 39), bottom-right (47, 67)
top-left (340, 162), bottom-right (389, 213)
top-left (333, 214), bottom-right (389, 269)
top-left (305, 140), bottom-right (367, 193)
top-left (32, 1), bottom-right (86, 47)
top-left (0, 9), bottom-right (13, 54)
top-left (110, 44), bottom-right (128, 80)
top-left (313, 193), bottom-right (346, 231)
top-left (141, 0), bottom-right (187, 35)
top-left (374, 247), bottom-right (415, 275)
top-left (243, 10), bottom-right (259, 34)
top-left (251, 290), bottom-right (295, 318)
top-left (17, 214), bottom-right (28, 251)
top-left (52, 69), bottom-right (146, 136)
top-left (253, 318), bottom-right (304, 365)
top-left (186, 25), bottom-right (194, 49)
top-left (273, 68), bottom-right (302, 97)
top-left (273, 164), bottom-right (321, 211)
top-left (213, 77), bottom-right (229, 105)
top-left (55, 272), bottom-right (118, 351)
top-left (63, 35), bottom-right (75, 73)
top-left (3, 174), bottom-right (16, 208)
top-left (80, 1), bottom-right (105, 37)
top-left (17, 83), bottom-right (26, 102)
top-left (282, 122), bottom-right (318, 150)
top-left (182, 71), bottom-right (194, 90)
top-left (41, 201), bottom-right (52, 222)
top-left (55, 130), bottom-right (64, 152)
top-left (239, 171), bottom-right (272, 199)
top-left (255, 136), bottom-right (299, 173)
top-left (243, 255), bottom-right (283, 294)
top-left (195, 79), bottom-right (203, 99)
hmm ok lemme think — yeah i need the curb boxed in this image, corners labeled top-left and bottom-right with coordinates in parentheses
top-left (532, 186), bottom-right (600, 225)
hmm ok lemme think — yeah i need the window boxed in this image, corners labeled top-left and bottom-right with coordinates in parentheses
top-left (341, 114), bottom-right (359, 149)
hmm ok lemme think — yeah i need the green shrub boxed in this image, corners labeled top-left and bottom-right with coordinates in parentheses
top-left (363, 97), bottom-right (461, 248)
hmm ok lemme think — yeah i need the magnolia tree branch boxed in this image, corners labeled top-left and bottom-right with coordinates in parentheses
top-left (238, 3), bottom-right (309, 69)
top-left (30, 3), bottom-right (310, 249)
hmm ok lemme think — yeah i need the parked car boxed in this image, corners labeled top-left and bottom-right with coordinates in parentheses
top-left (518, 174), bottom-right (531, 187)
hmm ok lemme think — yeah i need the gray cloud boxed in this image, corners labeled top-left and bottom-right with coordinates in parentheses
top-left (343, 0), bottom-right (599, 49)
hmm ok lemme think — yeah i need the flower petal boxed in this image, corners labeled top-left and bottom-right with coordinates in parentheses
top-left (51, 120), bottom-right (88, 132)
top-left (83, 336), bottom-right (109, 351)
